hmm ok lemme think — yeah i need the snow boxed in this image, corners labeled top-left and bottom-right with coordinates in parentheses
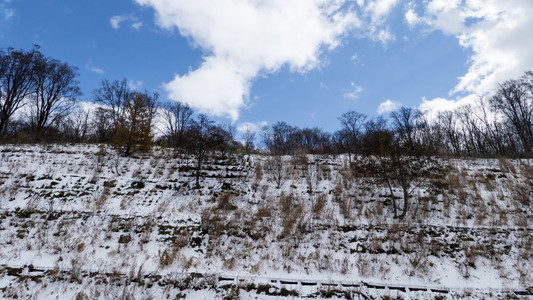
top-left (0, 144), bottom-right (531, 299)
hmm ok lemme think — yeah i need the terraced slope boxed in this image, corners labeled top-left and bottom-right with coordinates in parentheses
top-left (0, 145), bottom-right (531, 299)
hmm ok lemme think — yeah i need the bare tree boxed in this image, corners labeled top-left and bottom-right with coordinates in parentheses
top-left (490, 72), bottom-right (533, 155)
top-left (0, 47), bottom-right (39, 137)
top-left (262, 121), bottom-right (301, 155)
top-left (93, 78), bottom-right (129, 128)
top-left (160, 101), bottom-right (193, 147)
top-left (390, 107), bottom-right (424, 148)
top-left (359, 115), bottom-right (439, 219)
top-left (29, 54), bottom-right (80, 138)
top-left (267, 155), bottom-right (285, 189)
top-left (218, 122), bottom-right (237, 156)
top-left (435, 110), bottom-right (461, 155)
top-left (92, 107), bottom-right (113, 142)
top-left (338, 111), bottom-right (367, 160)
top-left (242, 126), bottom-right (257, 152)
top-left (300, 127), bottom-right (331, 154)
top-left (186, 114), bottom-right (214, 188)
top-left (62, 106), bottom-right (90, 142)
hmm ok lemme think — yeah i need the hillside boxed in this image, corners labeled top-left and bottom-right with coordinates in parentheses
top-left (0, 144), bottom-right (532, 299)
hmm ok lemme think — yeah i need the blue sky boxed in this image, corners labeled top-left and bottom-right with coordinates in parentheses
top-left (2, 0), bottom-right (532, 134)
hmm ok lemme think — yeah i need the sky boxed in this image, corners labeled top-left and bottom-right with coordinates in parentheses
top-left (1, 0), bottom-right (533, 134)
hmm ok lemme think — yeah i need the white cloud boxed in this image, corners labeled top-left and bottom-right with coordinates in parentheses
top-left (110, 15), bottom-right (127, 29)
top-left (1, 0), bottom-right (14, 21)
top-left (237, 121), bottom-right (267, 134)
top-left (411, 1), bottom-right (533, 113)
top-left (404, 9), bottom-right (418, 27)
top-left (343, 82), bottom-right (364, 100)
top-left (365, 0), bottom-right (399, 24)
top-left (350, 52), bottom-right (360, 63)
top-left (85, 63), bottom-right (104, 75)
top-left (135, 0), bottom-right (360, 121)
top-left (359, 0), bottom-right (400, 44)
top-left (129, 80), bottom-right (144, 90)
top-left (418, 94), bottom-right (481, 121)
top-left (377, 99), bottom-right (401, 114)
top-left (421, 1), bottom-right (533, 96)
top-left (404, 2), bottom-right (424, 28)
top-left (110, 14), bottom-right (141, 30)
top-left (89, 67), bottom-right (104, 75)
top-left (376, 28), bottom-right (394, 44)
top-left (3, 8), bottom-right (13, 20)
top-left (131, 22), bottom-right (143, 30)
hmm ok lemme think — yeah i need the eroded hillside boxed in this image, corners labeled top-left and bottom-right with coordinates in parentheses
top-left (0, 144), bottom-right (531, 299)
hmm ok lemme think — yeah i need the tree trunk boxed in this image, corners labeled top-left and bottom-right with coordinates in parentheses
top-left (195, 149), bottom-right (202, 189)
top-left (398, 183), bottom-right (409, 219)
top-left (385, 177), bottom-right (398, 218)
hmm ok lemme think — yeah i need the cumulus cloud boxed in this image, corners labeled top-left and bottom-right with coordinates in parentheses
top-left (404, 1), bottom-right (425, 28)
top-left (418, 94), bottom-right (479, 120)
top-left (377, 99), bottom-right (401, 114)
top-left (237, 121), bottom-right (267, 134)
top-left (416, 0), bottom-right (533, 113)
top-left (359, 0), bottom-right (400, 44)
top-left (135, 0), bottom-right (361, 121)
top-left (364, 0), bottom-right (400, 24)
top-left (404, 9), bottom-right (419, 27)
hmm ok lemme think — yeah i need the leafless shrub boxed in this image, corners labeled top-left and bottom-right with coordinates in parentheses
top-left (456, 206), bottom-right (471, 225)
top-left (405, 252), bottom-right (432, 278)
top-left (509, 180), bottom-right (533, 207)
top-left (305, 162), bottom-right (318, 193)
top-left (267, 156), bottom-right (284, 189)
top-left (513, 213), bottom-right (528, 227)
top-left (217, 192), bottom-right (236, 210)
top-left (158, 248), bottom-right (176, 268)
top-left (461, 243), bottom-right (480, 278)
top-left (498, 157), bottom-right (516, 173)
top-left (93, 186), bottom-right (110, 210)
top-left (338, 192), bottom-right (352, 221)
top-left (254, 160), bottom-right (263, 181)
top-left (340, 257), bottom-right (350, 274)
top-left (74, 292), bottom-right (90, 300)
top-left (356, 255), bottom-right (375, 278)
top-left (279, 193), bottom-right (303, 238)
top-left (291, 150), bottom-right (308, 166)
top-left (94, 144), bottom-right (106, 173)
top-left (201, 207), bottom-right (226, 241)
top-left (313, 193), bottom-right (326, 218)
top-left (222, 256), bottom-right (237, 270)
top-left (254, 204), bottom-right (272, 219)
top-left (474, 195), bottom-right (488, 225)
top-left (477, 171), bottom-right (496, 192)
top-left (519, 161), bottom-right (533, 178)
top-left (251, 181), bottom-right (259, 193)
top-left (70, 258), bottom-right (82, 283)
top-left (279, 193), bottom-right (293, 215)
top-left (318, 163), bottom-right (331, 181)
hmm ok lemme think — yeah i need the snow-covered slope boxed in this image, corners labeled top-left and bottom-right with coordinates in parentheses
top-left (0, 144), bottom-right (531, 299)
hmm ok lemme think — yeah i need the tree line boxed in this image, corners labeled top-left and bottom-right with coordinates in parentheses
top-left (0, 46), bottom-right (80, 141)
top-left (2, 46), bottom-right (533, 158)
